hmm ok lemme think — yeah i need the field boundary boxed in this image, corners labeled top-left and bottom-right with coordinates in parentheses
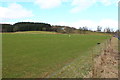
top-left (47, 39), bottom-right (110, 78)
top-left (86, 37), bottom-right (119, 78)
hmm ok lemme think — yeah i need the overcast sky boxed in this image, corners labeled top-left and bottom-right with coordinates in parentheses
top-left (0, 0), bottom-right (119, 31)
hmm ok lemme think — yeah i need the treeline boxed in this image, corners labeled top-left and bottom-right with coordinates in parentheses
top-left (1, 22), bottom-right (116, 34)
top-left (1, 22), bottom-right (76, 33)
top-left (2, 22), bottom-right (52, 32)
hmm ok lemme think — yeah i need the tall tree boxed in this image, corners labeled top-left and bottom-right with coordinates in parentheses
top-left (97, 26), bottom-right (102, 32)
top-left (2, 24), bottom-right (14, 32)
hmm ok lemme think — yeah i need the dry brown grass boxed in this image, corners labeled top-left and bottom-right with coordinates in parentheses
top-left (86, 37), bottom-right (119, 78)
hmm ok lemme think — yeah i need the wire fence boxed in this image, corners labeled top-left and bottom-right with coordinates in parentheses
top-left (47, 38), bottom-right (111, 78)
top-left (90, 38), bottom-right (111, 78)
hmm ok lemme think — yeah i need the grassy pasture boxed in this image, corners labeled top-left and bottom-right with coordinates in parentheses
top-left (2, 32), bottom-right (110, 78)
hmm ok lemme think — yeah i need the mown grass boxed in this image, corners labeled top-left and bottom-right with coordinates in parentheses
top-left (2, 33), bottom-right (110, 78)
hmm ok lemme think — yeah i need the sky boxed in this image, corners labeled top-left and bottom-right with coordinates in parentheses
top-left (0, 0), bottom-right (119, 31)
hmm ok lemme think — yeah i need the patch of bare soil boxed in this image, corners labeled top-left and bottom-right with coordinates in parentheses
top-left (86, 37), bottom-right (119, 78)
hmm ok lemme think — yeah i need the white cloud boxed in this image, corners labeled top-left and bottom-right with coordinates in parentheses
top-left (98, 19), bottom-right (118, 30)
top-left (21, 19), bottom-right (46, 23)
top-left (98, 0), bottom-right (119, 6)
top-left (52, 19), bottom-right (118, 31)
top-left (71, 20), bottom-right (97, 30)
top-left (1, 0), bottom-right (34, 2)
top-left (99, 0), bottom-right (112, 6)
top-left (35, 0), bottom-right (67, 9)
top-left (71, 0), bottom-right (96, 13)
top-left (0, 3), bottom-right (33, 21)
top-left (0, 21), bottom-right (15, 25)
top-left (70, 0), bottom-right (119, 13)
top-left (1, 0), bottom-right (118, 15)
top-left (52, 20), bottom-right (97, 29)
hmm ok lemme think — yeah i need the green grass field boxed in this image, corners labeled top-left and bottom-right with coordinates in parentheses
top-left (2, 32), bottom-right (111, 78)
